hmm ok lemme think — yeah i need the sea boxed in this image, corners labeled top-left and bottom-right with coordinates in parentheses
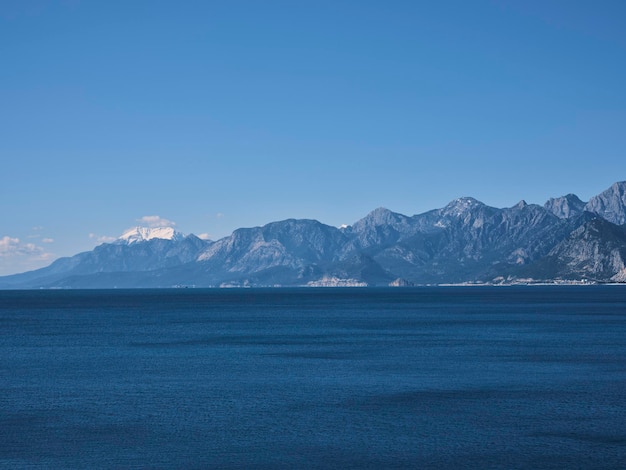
top-left (1, 286), bottom-right (625, 469)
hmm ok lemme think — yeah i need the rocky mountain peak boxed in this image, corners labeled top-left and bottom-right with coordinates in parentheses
top-left (352, 207), bottom-right (406, 229)
top-left (441, 197), bottom-right (484, 217)
top-left (544, 193), bottom-right (586, 219)
top-left (585, 181), bottom-right (626, 225)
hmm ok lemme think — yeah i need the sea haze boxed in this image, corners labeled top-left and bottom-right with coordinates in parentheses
top-left (1, 287), bottom-right (626, 469)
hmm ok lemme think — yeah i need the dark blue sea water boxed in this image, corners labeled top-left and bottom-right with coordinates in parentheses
top-left (1, 287), bottom-right (625, 469)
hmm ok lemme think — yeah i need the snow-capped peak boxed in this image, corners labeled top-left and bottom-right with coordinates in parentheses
top-left (117, 226), bottom-right (184, 245)
top-left (441, 197), bottom-right (484, 217)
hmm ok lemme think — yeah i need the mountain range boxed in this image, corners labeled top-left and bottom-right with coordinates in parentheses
top-left (2, 181), bottom-right (626, 288)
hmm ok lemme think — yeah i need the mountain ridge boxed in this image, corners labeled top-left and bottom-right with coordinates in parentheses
top-left (2, 181), bottom-right (626, 288)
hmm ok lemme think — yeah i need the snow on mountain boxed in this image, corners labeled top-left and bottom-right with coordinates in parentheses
top-left (440, 197), bottom-right (485, 217)
top-left (117, 226), bottom-right (184, 245)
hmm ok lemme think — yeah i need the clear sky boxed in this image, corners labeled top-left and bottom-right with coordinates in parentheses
top-left (1, 0), bottom-right (625, 275)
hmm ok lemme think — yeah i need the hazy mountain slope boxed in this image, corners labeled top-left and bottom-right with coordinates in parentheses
top-left (0, 235), bottom-right (209, 289)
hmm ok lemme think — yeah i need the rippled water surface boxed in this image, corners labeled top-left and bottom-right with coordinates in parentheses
top-left (1, 287), bottom-right (625, 469)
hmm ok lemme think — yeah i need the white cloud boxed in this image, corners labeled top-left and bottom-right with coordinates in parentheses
top-left (197, 233), bottom-right (212, 240)
top-left (89, 233), bottom-right (116, 244)
top-left (137, 215), bottom-right (176, 228)
top-left (0, 236), bottom-right (20, 254)
top-left (216, 213), bottom-right (224, 219)
top-left (0, 236), bottom-right (55, 276)
top-left (0, 236), bottom-right (53, 260)
top-left (42, 238), bottom-right (54, 243)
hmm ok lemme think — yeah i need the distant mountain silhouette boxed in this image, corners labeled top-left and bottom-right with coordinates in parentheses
top-left (2, 182), bottom-right (626, 288)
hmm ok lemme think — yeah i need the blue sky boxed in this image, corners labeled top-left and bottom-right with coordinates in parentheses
top-left (1, 0), bottom-right (625, 275)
